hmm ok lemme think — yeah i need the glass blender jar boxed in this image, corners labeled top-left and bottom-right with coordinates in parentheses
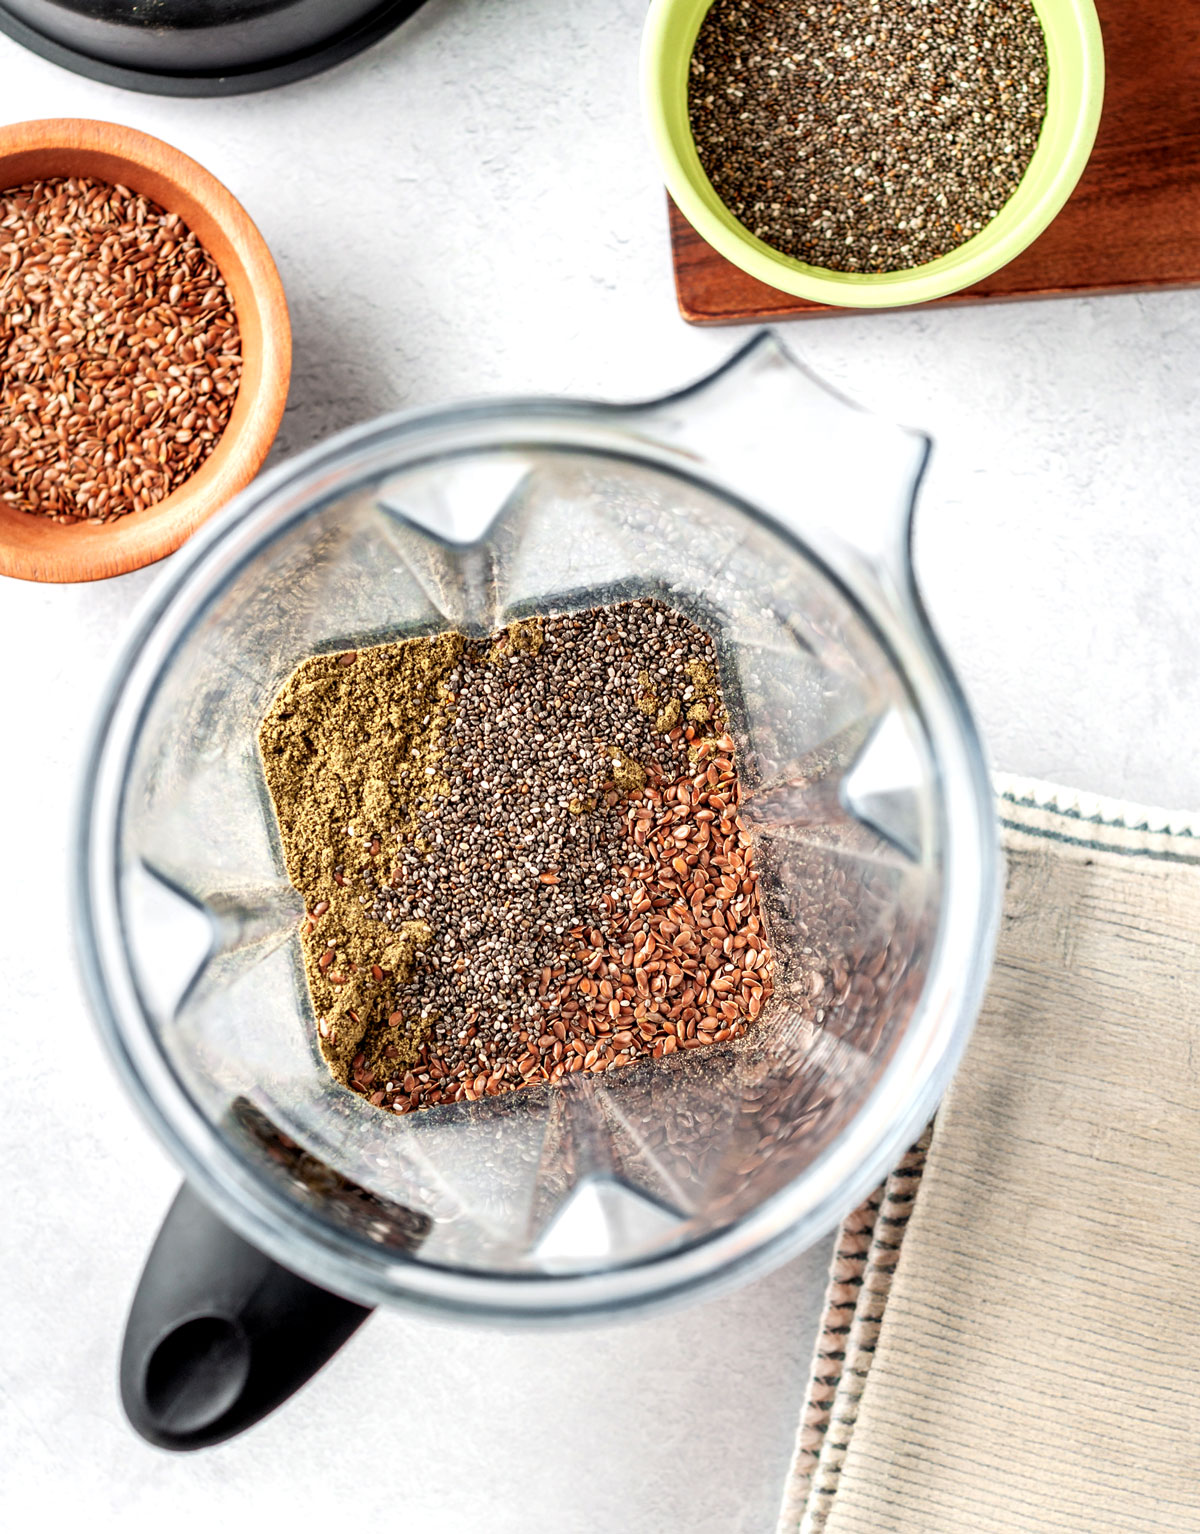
top-left (76, 334), bottom-right (999, 1447)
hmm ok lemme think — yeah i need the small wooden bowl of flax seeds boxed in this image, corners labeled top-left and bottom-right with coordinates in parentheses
top-left (0, 118), bottom-right (290, 583)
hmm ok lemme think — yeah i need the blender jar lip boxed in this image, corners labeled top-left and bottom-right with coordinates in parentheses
top-left (74, 397), bottom-right (1000, 1319)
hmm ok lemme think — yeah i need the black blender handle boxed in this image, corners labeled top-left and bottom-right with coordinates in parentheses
top-left (121, 1182), bottom-right (372, 1450)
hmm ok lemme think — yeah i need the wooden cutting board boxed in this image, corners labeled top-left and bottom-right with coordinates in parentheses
top-left (669, 0), bottom-right (1200, 323)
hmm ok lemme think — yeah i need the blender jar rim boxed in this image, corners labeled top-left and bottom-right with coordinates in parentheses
top-left (74, 395), bottom-right (1000, 1319)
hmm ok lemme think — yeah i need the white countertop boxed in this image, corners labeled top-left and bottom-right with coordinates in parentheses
top-left (4, 2), bottom-right (1199, 1530)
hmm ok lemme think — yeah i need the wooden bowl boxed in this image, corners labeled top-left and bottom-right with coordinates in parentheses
top-left (0, 118), bottom-right (291, 583)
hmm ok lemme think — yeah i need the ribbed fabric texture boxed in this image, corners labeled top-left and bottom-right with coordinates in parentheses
top-left (777, 775), bottom-right (1200, 1533)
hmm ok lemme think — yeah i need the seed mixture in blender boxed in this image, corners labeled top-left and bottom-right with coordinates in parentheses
top-left (259, 598), bottom-right (774, 1114)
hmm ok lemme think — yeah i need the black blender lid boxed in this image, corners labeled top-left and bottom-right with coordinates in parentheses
top-left (0, 0), bottom-right (430, 97)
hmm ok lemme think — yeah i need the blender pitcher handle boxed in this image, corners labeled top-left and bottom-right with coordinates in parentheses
top-left (120, 1182), bottom-right (372, 1450)
top-left (631, 331), bottom-right (931, 604)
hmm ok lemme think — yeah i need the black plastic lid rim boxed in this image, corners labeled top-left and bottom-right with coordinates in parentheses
top-left (0, 0), bottom-right (429, 96)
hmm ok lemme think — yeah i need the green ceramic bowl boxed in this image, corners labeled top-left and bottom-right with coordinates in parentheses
top-left (642, 0), bottom-right (1105, 309)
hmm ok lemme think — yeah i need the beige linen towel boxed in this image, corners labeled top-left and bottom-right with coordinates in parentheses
top-left (777, 775), bottom-right (1200, 1534)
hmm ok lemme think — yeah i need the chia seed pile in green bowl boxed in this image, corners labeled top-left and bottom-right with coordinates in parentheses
top-left (688, 0), bottom-right (1048, 274)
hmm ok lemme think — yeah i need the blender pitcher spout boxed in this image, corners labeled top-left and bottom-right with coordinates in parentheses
top-left (630, 332), bottom-right (930, 605)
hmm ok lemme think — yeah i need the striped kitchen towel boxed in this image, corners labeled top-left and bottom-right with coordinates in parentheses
top-left (777, 775), bottom-right (1200, 1534)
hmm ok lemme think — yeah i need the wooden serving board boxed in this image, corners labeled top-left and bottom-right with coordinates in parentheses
top-left (669, 0), bottom-right (1200, 323)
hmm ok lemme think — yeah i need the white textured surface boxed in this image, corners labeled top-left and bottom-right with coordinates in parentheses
top-left (2, 1), bottom-right (1199, 1530)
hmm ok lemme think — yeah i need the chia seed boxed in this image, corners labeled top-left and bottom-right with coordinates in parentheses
top-left (688, 0), bottom-right (1048, 273)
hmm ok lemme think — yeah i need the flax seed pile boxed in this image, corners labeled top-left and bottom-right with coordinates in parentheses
top-left (259, 600), bottom-right (775, 1116)
top-left (0, 176), bottom-right (242, 523)
top-left (689, 0), bottom-right (1047, 273)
